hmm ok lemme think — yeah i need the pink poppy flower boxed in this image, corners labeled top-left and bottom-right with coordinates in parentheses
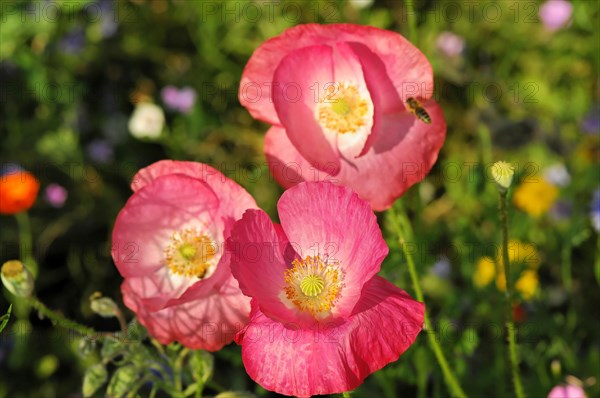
top-left (548, 384), bottom-right (586, 398)
top-left (112, 160), bottom-right (257, 351)
top-left (239, 24), bottom-right (446, 211)
top-left (539, 0), bottom-right (573, 32)
top-left (228, 182), bottom-right (424, 396)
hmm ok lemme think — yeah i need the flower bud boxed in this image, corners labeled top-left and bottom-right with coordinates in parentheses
top-left (78, 337), bottom-right (97, 357)
top-left (551, 359), bottom-right (561, 377)
top-left (491, 161), bottom-right (515, 193)
top-left (89, 292), bottom-right (118, 318)
top-left (1, 260), bottom-right (34, 297)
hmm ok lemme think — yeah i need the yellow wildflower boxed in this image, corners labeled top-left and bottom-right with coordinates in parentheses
top-left (496, 270), bottom-right (506, 291)
top-left (475, 240), bottom-right (541, 301)
top-left (473, 257), bottom-right (496, 287)
top-left (515, 270), bottom-right (539, 300)
top-left (497, 240), bottom-right (540, 269)
top-left (513, 178), bottom-right (559, 217)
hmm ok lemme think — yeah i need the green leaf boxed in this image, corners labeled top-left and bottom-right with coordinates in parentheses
top-left (82, 364), bottom-right (108, 398)
top-left (78, 338), bottom-right (97, 357)
top-left (35, 128), bottom-right (80, 164)
top-left (0, 304), bottom-right (12, 333)
top-left (101, 338), bottom-right (128, 362)
top-left (107, 365), bottom-right (138, 398)
top-left (460, 327), bottom-right (480, 356)
top-left (126, 318), bottom-right (147, 341)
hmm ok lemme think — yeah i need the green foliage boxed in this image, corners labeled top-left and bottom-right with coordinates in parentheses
top-left (190, 350), bottom-right (214, 385)
top-left (82, 363), bottom-right (108, 397)
top-left (0, 305), bottom-right (12, 333)
top-left (0, 0), bottom-right (599, 397)
top-left (106, 364), bottom-right (138, 398)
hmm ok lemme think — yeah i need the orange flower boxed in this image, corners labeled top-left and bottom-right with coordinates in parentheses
top-left (0, 170), bottom-right (40, 214)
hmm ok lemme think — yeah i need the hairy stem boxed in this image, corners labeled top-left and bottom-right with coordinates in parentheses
top-left (389, 204), bottom-right (467, 397)
top-left (405, 0), bottom-right (417, 43)
top-left (174, 347), bottom-right (190, 393)
top-left (15, 211), bottom-right (37, 277)
top-left (499, 192), bottom-right (525, 398)
top-left (27, 296), bottom-right (112, 340)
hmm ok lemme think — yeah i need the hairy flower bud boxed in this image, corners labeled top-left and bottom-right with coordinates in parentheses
top-left (89, 292), bottom-right (118, 318)
top-left (1, 260), bottom-right (34, 297)
top-left (491, 161), bottom-right (515, 193)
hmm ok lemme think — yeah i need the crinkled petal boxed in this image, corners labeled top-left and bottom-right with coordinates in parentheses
top-left (121, 161), bottom-right (258, 305)
top-left (112, 174), bottom-right (219, 279)
top-left (265, 101), bottom-right (446, 211)
top-left (265, 126), bottom-right (311, 189)
top-left (236, 277), bottom-right (424, 397)
top-left (240, 24), bottom-right (431, 124)
top-left (122, 275), bottom-right (251, 351)
top-left (228, 209), bottom-right (308, 324)
top-left (277, 182), bottom-right (388, 317)
top-left (329, 42), bottom-right (375, 159)
top-left (112, 175), bottom-right (219, 308)
top-left (273, 44), bottom-right (341, 174)
top-left (344, 41), bottom-right (405, 156)
top-left (130, 160), bottom-right (257, 223)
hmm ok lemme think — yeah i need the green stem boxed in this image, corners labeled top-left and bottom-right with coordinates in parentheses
top-left (478, 125), bottom-right (493, 167)
top-left (499, 192), bottom-right (525, 398)
top-left (389, 204), bottom-right (467, 398)
top-left (174, 347), bottom-right (190, 393)
top-left (478, 126), bottom-right (497, 200)
top-left (27, 296), bottom-right (112, 341)
top-left (595, 234), bottom-right (600, 286)
top-left (405, 0), bottom-right (417, 43)
top-left (342, 392), bottom-right (352, 398)
top-left (204, 380), bottom-right (225, 393)
top-left (192, 351), bottom-right (206, 398)
top-left (561, 242), bottom-right (572, 291)
top-left (114, 307), bottom-right (128, 333)
top-left (15, 212), bottom-right (37, 277)
top-left (151, 338), bottom-right (167, 357)
top-left (127, 375), bottom-right (152, 398)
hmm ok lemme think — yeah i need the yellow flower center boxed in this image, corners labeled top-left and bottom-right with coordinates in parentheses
top-left (1, 260), bottom-right (24, 278)
top-left (283, 255), bottom-right (342, 317)
top-left (165, 228), bottom-right (216, 278)
top-left (317, 83), bottom-right (369, 134)
top-left (300, 275), bottom-right (324, 297)
top-left (179, 243), bottom-right (197, 260)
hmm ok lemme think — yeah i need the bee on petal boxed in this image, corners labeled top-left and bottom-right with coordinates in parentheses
top-left (405, 97), bottom-right (431, 124)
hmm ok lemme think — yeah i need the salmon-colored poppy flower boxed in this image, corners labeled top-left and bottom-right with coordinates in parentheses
top-left (228, 182), bottom-right (424, 396)
top-left (239, 24), bottom-right (446, 210)
top-left (112, 161), bottom-right (257, 350)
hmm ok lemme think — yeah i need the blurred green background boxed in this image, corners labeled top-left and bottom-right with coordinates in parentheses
top-left (1, 0), bottom-right (599, 397)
